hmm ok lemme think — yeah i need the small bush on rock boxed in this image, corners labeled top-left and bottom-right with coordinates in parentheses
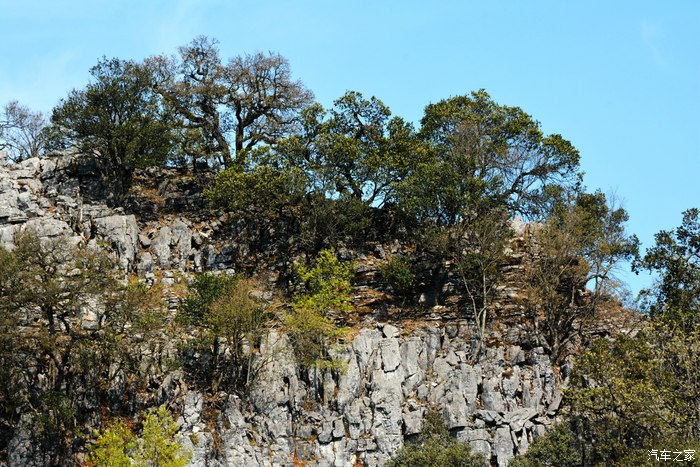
top-left (386, 410), bottom-right (487, 467)
top-left (286, 248), bottom-right (353, 368)
top-left (88, 405), bottom-right (191, 467)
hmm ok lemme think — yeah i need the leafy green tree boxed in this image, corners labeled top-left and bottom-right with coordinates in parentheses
top-left (523, 192), bottom-right (638, 363)
top-left (387, 410), bottom-right (486, 467)
top-left (283, 91), bottom-right (421, 206)
top-left (50, 57), bottom-right (178, 197)
top-left (286, 249), bottom-right (353, 368)
top-left (565, 327), bottom-right (700, 465)
top-left (523, 211), bottom-right (700, 465)
top-left (380, 254), bottom-right (416, 294)
top-left (88, 405), bottom-right (191, 467)
top-left (205, 164), bottom-right (309, 218)
top-left (0, 100), bottom-right (48, 162)
top-left (401, 89), bottom-right (581, 225)
top-left (179, 274), bottom-right (273, 392)
top-left (179, 272), bottom-right (239, 324)
top-left (634, 208), bottom-right (700, 330)
top-left (148, 36), bottom-right (313, 169)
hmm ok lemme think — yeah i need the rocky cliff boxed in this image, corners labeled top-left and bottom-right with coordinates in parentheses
top-left (1, 153), bottom-right (570, 466)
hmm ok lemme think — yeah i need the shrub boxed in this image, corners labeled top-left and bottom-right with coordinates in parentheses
top-left (380, 254), bottom-right (415, 293)
top-left (386, 410), bottom-right (486, 467)
top-left (88, 405), bottom-right (191, 467)
top-left (286, 248), bottom-right (353, 368)
top-left (509, 423), bottom-right (581, 467)
top-left (180, 274), bottom-right (273, 392)
top-left (179, 273), bottom-right (238, 324)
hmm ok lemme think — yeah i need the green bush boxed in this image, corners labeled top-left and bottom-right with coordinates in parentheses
top-left (179, 273), bottom-right (238, 324)
top-left (88, 405), bottom-right (191, 467)
top-left (286, 248), bottom-right (353, 368)
top-left (387, 410), bottom-right (486, 467)
top-left (509, 423), bottom-right (581, 467)
top-left (180, 274), bottom-right (273, 392)
top-left (380, 254), bottom-right (416, 293)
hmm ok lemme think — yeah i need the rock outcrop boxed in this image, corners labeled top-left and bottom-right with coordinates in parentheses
top-left (1, 153), bottom-right (565, 466)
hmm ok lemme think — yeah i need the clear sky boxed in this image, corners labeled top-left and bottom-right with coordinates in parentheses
top-left (2, 0), bottom-right (699, 296)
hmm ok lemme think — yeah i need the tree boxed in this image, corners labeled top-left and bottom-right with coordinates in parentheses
top-left (286, 91), bottom-right (421, 206)
top-left (285, 249), bottom-right (353, 369)
top-left (509, 423), bottom-right (582, 467)
top-left (0, 232), bottom-right (169, 462)
top-left (401, 90), bottom-right (581, 225)
top-left (88, 405), bottom-right (191, 467)
top-left (147, 36), bottom-right (229, 169)
top-left (515, 211), bottom-right (700, 466)
top-left (148, 36), bottom-right (312, 169)
top-left (564, 327), bottom-right (700, 465)
top-left (224, 51), bottom-right (314, 167)
top-left (523, 192), bottom-right (638, 363)
top-left (0, 100), bottom-right (48, 162)
top-left (634, 208), bottom-right (700, 330)
top-left (205, 164), bottom-right (309, 218)
top-left (179, 274), bottom-right (274, 393)
top-left (51, 57), bottom-right (178, 197)
top-left (452, 208), bottom-right (512, 354)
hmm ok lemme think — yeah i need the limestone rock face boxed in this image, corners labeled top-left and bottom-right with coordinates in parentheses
top-left (169, 323), bottom-right (558, 467)
top-left (0, 153), bottom-right (564, 466)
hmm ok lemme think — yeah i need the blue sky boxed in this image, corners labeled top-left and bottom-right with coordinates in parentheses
top-left (2, 1), bottom-right (699, 295)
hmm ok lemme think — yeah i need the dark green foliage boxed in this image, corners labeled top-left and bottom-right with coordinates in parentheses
top-left (50, 57), bottom-right (178, 197)
top-left (283, 91), bottom-right (422, 206)
top-left (380, 254), bottom-right (416, 293)
top-left (401, 89), bottom-right (580, 225)
top-left (180, 274), bottom-right (273, 392)
top-left (300, 195), bottom-right (377, 249)
top-left (634, 208), bottom-right (700, 330)
top-left (0, 232), bottom-right (167, 462)
top-left (564, 326), bottom-right (700, 465)
top-left (180, 272), bottom-right (239, 324)
top-left (206, 164), bottom-right (309, 217)
top-left (510, 423), bottom-right (582, 467)
top-left (519, 210), bottom-right (700, 466)
top-left (386, 410), bottom-right (486, 467)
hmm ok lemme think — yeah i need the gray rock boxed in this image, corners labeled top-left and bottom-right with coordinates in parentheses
top-left (382, 323), bottom-right (400, 338)
top-left (494, 426), bottom-right (514, 466)
top-left (137, 252), bottom-right (154, 274)
top-left (93, 214), bottom-right (138, 270)
top-left (171, 219), bottom-right (192, 270)
top-left (547, 389), bottom-right (563, 415)
top-left (152, 226), bottom-right (172, 269)
top-left (402, 406), bottom-right (423, 435)
top-left (318, 420), bottom-right (334, 444)
top-left (505, 407), bottom-right (538, 432)
top-left (380, 339), bottom-right (401, 372)
top-left (475, 410), bottom-right (503, 425)
top-left (481, 376), bottom-right (505, 412)
top-left (138, 233), bottom-right (151, 247)
top-left (336, 351), bottom-right (361, 411)
top-left (442, 390), bottom-right (469, 429)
